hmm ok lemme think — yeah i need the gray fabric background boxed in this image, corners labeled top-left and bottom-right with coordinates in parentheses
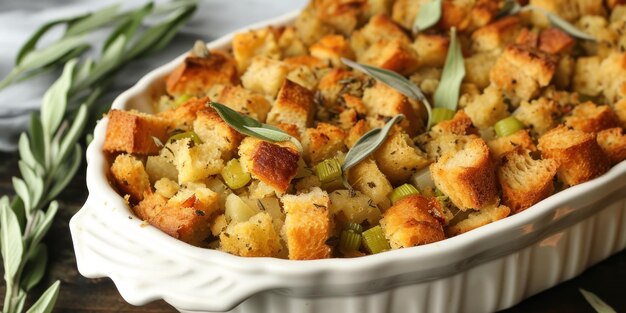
top-left (0, 0), bottom-right (307, 151)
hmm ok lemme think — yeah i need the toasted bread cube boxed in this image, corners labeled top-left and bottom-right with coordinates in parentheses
top-left (528, 0), bottom-right (605, 28)
top-left (358, 39), bottom-right (420, 76)
top-left (471, 16), bottom-right (522, 52)
top-left (103, 109), bottom-right (171, 155)
top-left (413, 34), bottom-right (450, 68)
top-left (615, 98), bottom-right (626, 127)
top-left (314, 0), bottom-right (367, 35)
top-left (608, 0), bottom-right (626, 9)
top-left (554, 55), bottom-right (574, 89)
top-left (328, 189), bottom-right (381, 225)
top-left (599, 52), bottom-right (626, 103)
top-left (238, 137), bottom-right (300, 193)
top-left (498, 149), bottom-right (558, 213)
top-left (366, 0), bottom-right (394, 17)
top-left (294, 5), bottom-right (334, 46)
top-left (538, 126), bottom-right (610, 186)
top-left (538, 28), bottom-right (575, 54)
top-left (157, 96), bottom-right (207, 130)
top-left (317, 68), bottom-right (365, 109)
top-left (463, 85), bottom-right (509, 128)
top-left (422, 134), bottom-right (477, 162)
top-left (302, 123), bottom-right (346, 165)
top-left (166, 51), bottom-right (239, 97)
top-left (391, 0), bottom-right (420, 30)
top-left (135, 185), bottom-right (220, 246)
top-left (285, 65), bottom-right (319, 91)
top-left (578, 16), bottom-right (620, 58)
top-left (357, 14), bottom-right (411, 45)
top-left (338, 94), bottom-right (368, 130)
top-left (564, 102), bottom-right (620, 133)
top-left (232, 27), bottom-right (281, 73)
top-left (574, 56), bottom-right (603, 97)
top-left (513, 97), bottom-right (559, 136)
top-left (267, 80), bottom-right (316, 133)
top-left (154, 178), bottom-right (179, 199)
top-left (362, 81), bottom-right (424, 137)
top-left (464, 51), bottom-right (499, 89)
top-left (487, 130), bottom-right (536, 160)
top-left (110, 154), bottom-right (151, 203)
top-left (431, 110), bottom-right (476, 137)
top-left (490, 45), bottom-right (556, 101)
top-left (219, 212), bottom-right (283, 257)
top-left (193, 108), bottom-right (244, 160)
top-left (346, 119), bottom-right (370, 148)
top-left (166, 138), bottom-right (224, 184)
top-left (216, 85), bottom-right (272, 122)
top-left (446, 204), bottom-right (510, 236)
top-left (380, 195), bottom-right (445, 249)
top-left (373, 130), bottom-right (429, 185)
top-left (145, 155), bottom-right (178, 183)
top-left (281, 187), bottom-right (332, 260)
top-left (430, 138), bottom-right (498, 211)
top-left (309, 34), bottom-right (355, 67)
top-left (439, 0), bottom-right (475, 31)
top-left (597, 127), bottom-right (626, 165)
top-left (278, 26), bottom-right (308, 58)
top-left (241, 57), bottom-right (289, 98)
top-left (347, 158), bottom-right (393, 210)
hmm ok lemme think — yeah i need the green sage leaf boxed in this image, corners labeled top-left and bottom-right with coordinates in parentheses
top-left (41, 60), bottom-right (77, 137)
top-left (15, 17), bottom-right (79, 65)
top-left (19, 134), bottom-right (39, 170)
top-left (21, 243), bottom-right (48, 291)
top-left (342, 114), bottom-right (405, 172)
top-left (25, 280), bottom-right (60, 313)
top-left (18, 161), bottom-right (44, 210)
top-left (433, 27), bottom-right (465, 111)
top-left (13, 177), bottom-right (32, 213)
top-left (46, 145), bottom-right (82, 202)
top-left (546, 11), bottom-right (595, 41)
top-left (58, 104), bottom-right (87, 163)
top-left (342, 57), bottom-right (433, 128)
top-left (413, 0), bottom-right (442, 33)
top-left (15, 291), bottom-right (27, 313)
top-left (580, 289), bottom-right (617, 313)
top-left (102, 2), bottom-right (153, 52)
top-left (64, 4), bottom-right (121, 37)
top-left (29, 114), bottom-right (46, 169)
top-left (0, 196), bottom-right (24, 282)
top-left (18, 36), bottom-right (86, 76)
top-left (30, 202), bottom-right (58, 250)
top-left (210, 102), bottom-right (302, 150)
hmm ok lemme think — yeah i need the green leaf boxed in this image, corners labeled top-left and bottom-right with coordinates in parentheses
top-left (0, 196), bottom-right (24, 282)
top-left (18, 161), bottom-right (44, 210)
top-left (58, 105), bottom-right (87, 163)
top-left (103, 2), bottom-right (153, 52)
top-left (342, 58), bottom-right (433, 128)
top-left (17, 36), bottom-right (86, 76)
top-left (580, 289), bottom-right (617, 313)
top-left (41, 59), bottom-right (77, 137)
top-left (46, 145), bottom-right (82, 202)
top-left (15, 17), bottom-right (79, 65)
top-left (15, 291), bottom-right (27, 313)
top-left (25, 280), bottom-right (61, 313)
top-left (29, 202), bottom-right (58, 251)
top-left (496, 0), bottom-right (521, 19)
top-left (144, 6), bottom-right (197, 54)
top-left (19, 134), bottom-right (39, 170)
top-left (546, 11), bottom-right (595, 41)
top-left (65, 4), bottom-right (121, 37)
top-left (433, 27), bottom-right (465, 111)
top-left (13, 177), bottom-right (32, 213)
top-left (342, 114), bottom-right (405, 172)
top-left (29, 114), bottom-right (46, 169)
top-left (413, 0), bottom-right (442, 33)
top-left (210, 102), bottom-right (303, 150)
top-left (21, 243), bottom-right (48, 291)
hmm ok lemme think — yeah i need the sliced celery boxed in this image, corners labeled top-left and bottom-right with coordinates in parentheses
top-left (339, 230), bottom-right (362, 252)
top-left (174, 94), bottom-right (193, 107)
top-left (314, 158), bottom-right (342, 183)
top-left (431, 107), bottom-right (456, 125)
top-left (389, 184), bottom-right (420, 204)
top-left (494, 116), bottom-right (524, 137)
top-left (166, 131), bottom-right (203, 145)
top-left (221, 159), bottom-right (251, 189)
top-left (362, 226), bottom-right (391, 254)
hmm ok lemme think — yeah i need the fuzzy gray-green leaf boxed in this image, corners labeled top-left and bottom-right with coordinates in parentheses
top-left (41, 60), bottom-right (76, 136)
top-left (13, 177), bottom-right (32, 213)
top-left (546, 12), bottom-right (595, 41)
top-left (22, 243), bottom-right (48, 291)
top-left (342, 115), bottom-right (404, 172)
top-left (433, 27), bottom-right (465, 111)
top-left (25, 280), bottom-right (60, 313)
top-left (64, 4), bottom-right (121, 37)
top-left (0, 196), bottom-right (24, 282)
top-left (342, 58), bottom-right (432, 128)
top-left (580, 289), bottom-right (617, 313)
top-left (413, 0), bottom-right (442, 33)
top-left (30, 202), bottom-right (58, 250)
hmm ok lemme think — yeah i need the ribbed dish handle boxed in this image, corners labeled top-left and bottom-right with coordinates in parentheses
top-left (69, 196), bottom-right (281, 312)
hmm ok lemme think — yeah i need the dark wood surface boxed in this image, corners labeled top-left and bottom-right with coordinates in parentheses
top-left (0, 150), bottom-right (624, 313)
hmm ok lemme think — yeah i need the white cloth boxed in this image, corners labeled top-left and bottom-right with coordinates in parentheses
top-left (0, 0), bottom-right (307, 151)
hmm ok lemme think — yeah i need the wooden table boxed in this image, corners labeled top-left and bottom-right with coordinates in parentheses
top-left (1, 151), bottom-right (624, 313)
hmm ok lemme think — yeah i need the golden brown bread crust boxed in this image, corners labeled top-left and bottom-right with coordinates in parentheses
top-left (497, 149), bottom-right (559, 213)
top-left (309, 34), bottom-right (356, 67)
top-left (220, 212), bottom-right (283, 257)
top-left (157, 96), bottom-right (207, 130)
top-left (487, 129), bottom-right (536, 160)
top-left (597, 127), bottom-right (626, 165)
top-left (239, 138), bottom-right (300, 193)
top-left (380, 195), bottom-right (445, 249)
top-left (471, 16), bottom-right (522, 52)
top-left (346, 119), bottom-right (370, 148)
top-left (267, 79), bottom-right (316, 133)
top-left (446, 204), bottom-right (510, 236)
top-left (313, 0), bottom-right (367, 35)
top-left (165, 51), bottom-right (239, 97)
top-left (302, 123), bottom-right (346, 165)
top-left (413, 33), bottom-right (450, 68)
top-left (216, 85), bottom-right (272, 122)
top-left (110, 154), bottom-right (151, 203)
top-left (538, 28), bottom-right (575, 54)
top-left (193, 108), bottom-right (244, 160)
top-left (358, 39), bottom-right (420, 76)
top-left (431, 110), bottom-right (477, 137)
top-left (373, 129), bottom-right (429, 185)
top-left (232, 27), bottom-right (281, 73)
top-left (347, 157), bottom-right (393, 210)
top-left (281, 187), bottom-right (332, 260)
top-left (538, 125), bottom-right (610, 186)
top-left (362, 81), bottom-right (423, 137)
top-left (564, 101), bottom-right (620, 133)
top-left (357, 13), bottom-right (411, 45)
top-left (103, 109), bottom-right (172, 155)
top-left (430, 137), bottom-right (499, 211)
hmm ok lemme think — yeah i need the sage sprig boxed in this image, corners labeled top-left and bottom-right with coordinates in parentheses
top-left (413, 0), bottom-right (442, 33)
top-left (342, 114), bottom-right (404, 172)
top-left (433, 27), bottom-right (465, 112)
top-left (580, 289), bottom-right (617, 313)
top-left (341, 58), bottom-right (433, 128)
top-left (209, 102), bottom-right (303, 152)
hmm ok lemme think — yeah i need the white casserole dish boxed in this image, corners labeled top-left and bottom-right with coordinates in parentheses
top-left (69, 9), bottom-right (626, 313)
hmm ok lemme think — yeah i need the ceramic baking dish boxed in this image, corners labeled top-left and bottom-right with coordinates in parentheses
top-left (69, 9), bottom-right (626, 313)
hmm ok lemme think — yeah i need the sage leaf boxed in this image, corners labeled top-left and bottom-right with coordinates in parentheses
top-left (413, 0), bottom-right (442, 33)
top-left (546, 11), bottom-right (595, 41)
top-left (342, 58), bottom-right (433, 128)
top-left (18, 36), bottom-right (86, 76)
top-left (15, 17), bottom-right (78, 64)
top-left (46, 145), bottom-right (82, 202)
top-left (210, 102), bottom-right (303, 151)
top-left (58, 105), bottom-right (87, 163)
top-left (29, 114), bottom-right (46, 169)
top-left (21, 243), bottom-right (48, 291)
top-left (15, 291), bottom-right (27, 313)
top-left (25, 280), bottom-right (60, 313)
top-left (30, 202), bottom-right (58, 250)
top-left (0, 196), bottom-right (24, 282)
top-left (496, 0), bottom-right (521, 19)
top-left (580, 289), bottom-right (617, 313)
top-left (13, 177), bottom-right (32, 213)
top-left (19, 134), bottom-right (39, 170)
top-left (342, 115), bottom-right (404, 172)
top-left (433, 27), bottom-right (465, 111)
top-left (102, 2), bottom-right (153, 52)
top-left (64, 4), bottom-right (121, 37)
top-left (41, 60), bottom-right (76, 137)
